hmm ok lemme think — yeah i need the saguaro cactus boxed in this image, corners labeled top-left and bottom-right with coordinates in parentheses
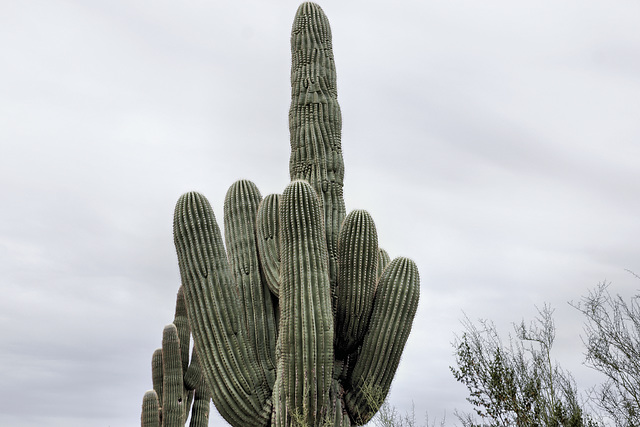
top-left (142, 3), bottom-right (419, 426)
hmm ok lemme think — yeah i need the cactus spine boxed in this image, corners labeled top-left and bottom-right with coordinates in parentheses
top-left (142, 3), bottom-right (419, 426)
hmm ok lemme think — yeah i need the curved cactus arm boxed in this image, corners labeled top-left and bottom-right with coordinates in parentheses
top-left (275, 180), bottom-right (335, 426)
top-left (174, 192), bottom-right (272, 427)
top-left (289, 2), bottom-right (346, 295)
top-left (256, 193), bottom-right (282, 297)
top-left (343, 258), bottom-right (420, 425)
top-left (224, 180), bottom-right (278, 389)
top-left (142, 390), bottom-right (161, 427)
top-left (376, 248), bottom-right (391, 279)
top-left (335, 210), bottom-right (379, 357)
top-left (183, 347), bottom-right (203, 391)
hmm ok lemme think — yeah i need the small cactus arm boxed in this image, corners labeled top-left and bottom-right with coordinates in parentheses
top-left (143, 2), bottom-right (419, 426)
top-left (141, 289), bottom-right (211, 427)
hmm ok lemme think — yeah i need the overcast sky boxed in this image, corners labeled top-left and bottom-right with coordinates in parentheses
top-left (1, 0), bottom-right (639, 426)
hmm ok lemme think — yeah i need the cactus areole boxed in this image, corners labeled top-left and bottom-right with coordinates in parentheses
top-left (142, 2), bottom-right (420, 426)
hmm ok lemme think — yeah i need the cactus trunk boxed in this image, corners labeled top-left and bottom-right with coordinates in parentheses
top-left (289, 2), bottom-right (345, 302)
top-left (276, 180), bottom-right (334, 426)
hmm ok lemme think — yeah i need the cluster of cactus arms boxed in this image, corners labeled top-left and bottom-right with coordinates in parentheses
top-left (141, 288), bottom-right (211, 427)
top-left (141, 2), bottom-right (420, 426)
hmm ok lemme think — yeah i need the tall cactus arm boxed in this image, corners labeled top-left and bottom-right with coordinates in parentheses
top-left (173, 192), bottom-right (272, 427)
top-left (173, 287), bottom-right (191, 378)
top-left (289, 2), bottom-right (346, 297)
top-left (161, 324), bottom-right (187, 426)
top-left (276, 180), bottom-right (335, 426)
top-left (224, 180), bottom-right (278, 389)
top-left (173, 288), bottom-right (195, 418)
top-left (151, 349), bottom-right (163, 409)
top-left (343, 258), bottom-right (420, 425)
top-left (335, 210), bottom-right (379, 357)
top-left (142, 390), bottom-right (160, 427)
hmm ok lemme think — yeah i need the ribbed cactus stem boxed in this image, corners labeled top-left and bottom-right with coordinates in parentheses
top-left (289, 2), bottom-right (345, 299)
top-left (256, 193), bottom-right (282, 297)
top-left (376, 248), bottom-right (391, 279)
top-left (173, 287), bottom-right (191, 376)
top-left (277, 180), bottom-right (334, 426)
top-left (344, 257), bottom-right (420, 424)
top-left (151, 348), bottom-right (163, 410)
top-left (188, 387), bottom-right (211, 427)
top-left (145, 316), bottom-right (207, 427)
top-left (224, 180), bottom-right (277, 390)
top-left (174, 192), bottom-right (272, 427)
top-left (143, 3), bottom-right (422, 426)
top-left (336, 210), bottom-right (379, 356)
top-left (183, 347), bottom-right (203, 391)
top-left (142, 390), bottom-right (160, 427)
top-left (161, 324), bottom-right (186, 426)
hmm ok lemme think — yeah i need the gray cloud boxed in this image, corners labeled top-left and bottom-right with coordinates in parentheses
top-left (1, 0), bottom-right (639, 425)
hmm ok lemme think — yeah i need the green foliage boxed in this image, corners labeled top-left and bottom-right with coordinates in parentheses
top-left (370, 399), bottom-right (446, 427)
top-left (451, 305), bottom-right (599, 427)
top-left (572, 281), bottom-right (640, 427)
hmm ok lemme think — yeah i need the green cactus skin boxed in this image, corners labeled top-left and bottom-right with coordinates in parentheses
top-left (183, 347), bottom-right (204, 391)
top-left (142, 390), bottom-right (160, 427)
top-left (188, 387), bottom-right (212, 427)
top-left (335, 210), bottom-right (379, 357)
top-left (344, 258), bottom-right (420, 425)
top-left (152, 348), bottom-right (163, 408)
top-left (142, 290), bottom-right (210, 427)
top-left (173, 288), bottom-right (191, 379)
top-left (256, 194), bottom-right (281, 297)
top-left (161, 324), bottom-right (187, 425)
top-left (173, 192), bottom-right (273, 427)
top-left (377, 248), bottom-right (391, 279)
top-left (289, 2), bottom-right (345, 304)
top-left (276, 180), bottom-right (335, 426)
top-left (223, 180), bottom-right (278, 390)
top-left (146, 2), bottom-right (420, 426)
